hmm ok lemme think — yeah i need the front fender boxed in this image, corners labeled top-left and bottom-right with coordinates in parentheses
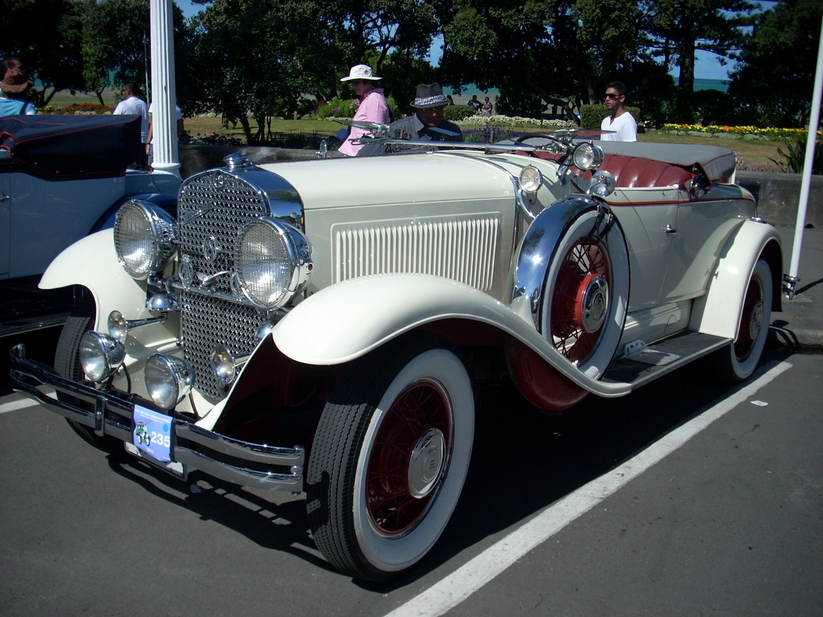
top-left (272, 274), bottom-right (631, 398)
top-left (689, 219), bottom-right (782, 338)
top-left (39, 229), bottom-right (149, 329)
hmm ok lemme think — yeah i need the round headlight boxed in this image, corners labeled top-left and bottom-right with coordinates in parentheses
top-left (114, 200), bottom-right (176, 279)
top-left (145, 354), bottom-right (195, 409)
top-left (78, 331), bottom-right (125, 383)
top-left (590, 170), bottom-right (617, 198)
top-left (518, 165), bottom-right (543, 193)
top-left (236, 217), bottom-right (313, 309)
top-left (572, 142), bottom-right (605, 171)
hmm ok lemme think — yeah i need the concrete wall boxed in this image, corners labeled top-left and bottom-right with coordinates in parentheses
top-left (179, 146), bottom-right (822, 230)
top-left (737, 171), bottom-right (822, 229)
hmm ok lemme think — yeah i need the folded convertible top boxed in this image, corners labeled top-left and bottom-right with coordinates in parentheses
top-left (0, 114), bottom-right (142, 179)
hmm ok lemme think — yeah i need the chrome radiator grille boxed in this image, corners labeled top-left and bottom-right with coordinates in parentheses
top-left (334, 214), bottom-right (500, 291)
top-left (177, 171), bottom-right (271, 400)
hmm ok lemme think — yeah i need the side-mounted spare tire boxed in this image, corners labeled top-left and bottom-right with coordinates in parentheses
top-left (539, 206), bottom-right (629, 379)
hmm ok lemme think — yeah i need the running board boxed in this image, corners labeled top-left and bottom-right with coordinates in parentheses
top-left (602, 332), bottom-right (730, 390)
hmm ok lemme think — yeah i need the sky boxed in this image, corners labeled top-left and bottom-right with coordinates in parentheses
top-left (173, 0), bottom-right (771, 83)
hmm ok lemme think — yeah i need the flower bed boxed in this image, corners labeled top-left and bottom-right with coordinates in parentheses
top-left (39, 103), bottom-right (115, 115)
top-left (660, 124), bottom-right (823, 141)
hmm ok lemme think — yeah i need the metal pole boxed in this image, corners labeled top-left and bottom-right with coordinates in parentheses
top-left (784, 12), bottom-right (823, 298)
top-left (149, 0), bottom-right (181, 178)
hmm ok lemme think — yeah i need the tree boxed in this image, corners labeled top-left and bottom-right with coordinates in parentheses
top-left (439, 0), bottom-right (654, 121)
top-left (643, 0), bottom-right (757, 122)
top-left (0, 0), bottom-right (85, 105)
top-left (729, 0), bottom-right (823, 127)
top-left (80, 0), bottom-right (189, 105)
top-left (193, 0), bottom-right (338, 143)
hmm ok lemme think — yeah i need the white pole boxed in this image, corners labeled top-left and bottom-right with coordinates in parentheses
top-left (785, 12), bottom-right (823, 298)
top-left (149, 0), bottom-right (181, 178)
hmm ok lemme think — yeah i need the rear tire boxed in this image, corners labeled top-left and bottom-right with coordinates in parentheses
top-left (712, 258), bottom-right (772, 382)
top-left (306, 336), bottom-right (474, 581)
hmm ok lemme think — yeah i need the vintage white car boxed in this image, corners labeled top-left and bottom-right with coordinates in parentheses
top-left (10, 130), bottom-right (782, 581)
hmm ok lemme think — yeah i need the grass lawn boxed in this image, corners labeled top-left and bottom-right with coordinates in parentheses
top-left (41, 89), bottom-right (785, 169)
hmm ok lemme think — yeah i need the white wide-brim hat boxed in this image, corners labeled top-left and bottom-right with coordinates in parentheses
top-left (341, 64), bottom-right (382, 82)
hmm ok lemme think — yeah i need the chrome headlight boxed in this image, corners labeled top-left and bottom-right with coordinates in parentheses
top-left (589, 170), bottom-right (617, 198)
top-left (114, 200), bottom-right (176, 279)
top-left (572, 142), bottom-right (605, 171)
top-left (78, 331), bottom-right (125, 383)
top-left (145, 354), bottom-right (195, 409)
top-left (235, 217), bottom-right (313, 309)
top-left (518, 165), bottom-right (543, 193)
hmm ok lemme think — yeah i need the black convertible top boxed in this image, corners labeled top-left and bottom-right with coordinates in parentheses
top-left (0, 114), bottom-right (143, 179)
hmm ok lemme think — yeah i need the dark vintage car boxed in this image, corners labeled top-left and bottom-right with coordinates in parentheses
top-left (0, 115), bottom-right (179, 333)
top-left (10, 130), bottom-right (781, 580)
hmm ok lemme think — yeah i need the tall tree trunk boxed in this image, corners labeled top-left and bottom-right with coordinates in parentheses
top-left (675, 31), bottom-right (696, 123)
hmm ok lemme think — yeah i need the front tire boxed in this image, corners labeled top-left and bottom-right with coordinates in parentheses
top-left (54, 309), bottom-right (121, 452)
top-left (306, 337), bottom-right (474, 581)
top-left (712, 258), bottom-right (773, 382)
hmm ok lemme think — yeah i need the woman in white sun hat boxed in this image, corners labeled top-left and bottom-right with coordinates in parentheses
top-left (338, 64), bottom-right (390, 156)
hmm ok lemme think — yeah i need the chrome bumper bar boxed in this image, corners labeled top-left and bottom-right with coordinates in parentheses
top-left (9, 344), bottom-right (305, 492)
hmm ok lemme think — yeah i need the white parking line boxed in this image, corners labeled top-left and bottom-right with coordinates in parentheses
top-left (385, 360), bottom-right (793, 617)
top-left (0, 397), bottom-right (42, 414)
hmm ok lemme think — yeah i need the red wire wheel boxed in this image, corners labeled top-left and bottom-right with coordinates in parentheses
top-left (550, 241), bottom-right (611, 363)
top-left (366, 380), bottom-right (451, 535)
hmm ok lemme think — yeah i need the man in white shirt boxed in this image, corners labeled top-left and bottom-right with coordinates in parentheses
top-left (600, 81), bottom-right (637, 142)
top-left (113, 83), bottom-right (149, 167)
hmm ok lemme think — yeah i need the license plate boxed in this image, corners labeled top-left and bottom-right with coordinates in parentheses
top-left (133, 404), bottom-right (172, 463)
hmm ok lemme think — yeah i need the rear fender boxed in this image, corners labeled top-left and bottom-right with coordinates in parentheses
top-left (271, 274), bottom-right (631, 398)
top-left (689, 219), bottom-right (782, 338)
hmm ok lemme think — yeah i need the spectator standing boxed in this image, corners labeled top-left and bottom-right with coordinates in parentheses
top-left (468, 94), bottom-right (481, 114)
top-left (480, 97), bottom-right (493, 117)
top-left (0, 58), bottom-right (36, 116)
top-left (113, 82), bottom-right (149, 168)
top-left (599, 81), bottom-right (637, 142)
top-left (338, 64), bottom-right (390, 157)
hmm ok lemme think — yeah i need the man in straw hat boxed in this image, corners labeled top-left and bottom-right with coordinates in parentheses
top-left (338, 64), bottom-right (390, 156)
top-left (0, 58), bottom-right (36, 116)
top-left (388, 82), bottom-right (462, 143)
top-left (358, 82), bottom-right (462, 156)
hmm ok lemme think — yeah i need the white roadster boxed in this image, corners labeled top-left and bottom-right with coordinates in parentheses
top-left (10, 130), bottom-right (781, 580)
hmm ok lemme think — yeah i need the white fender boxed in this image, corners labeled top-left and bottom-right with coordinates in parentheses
top-left (272, 274), bottom-right (632, 398)
top-left (39, 229), bottom-right (149, 329)
top-left (689, 219), bottom-right (781, 338)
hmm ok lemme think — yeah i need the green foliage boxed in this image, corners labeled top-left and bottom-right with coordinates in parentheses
top-left (444, 105), bottom-right (475, 122)
top-left (769, 136), bottom-right (823, 175)
top-left (314, 97), bottom-right (357, 119)
top-left (729, 0), bottom-right (823, 128)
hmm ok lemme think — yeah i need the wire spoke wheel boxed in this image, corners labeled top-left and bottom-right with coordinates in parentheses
top-left (306, 337), bottom-right (474, 581)
top-left (541, 208), bottom-right (629, 378)
top-left (712, 258), bottom-right (773, 382)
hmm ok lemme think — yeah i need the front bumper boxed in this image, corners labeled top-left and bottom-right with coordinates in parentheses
top-left (9, 344), bottom-right (305, 492)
